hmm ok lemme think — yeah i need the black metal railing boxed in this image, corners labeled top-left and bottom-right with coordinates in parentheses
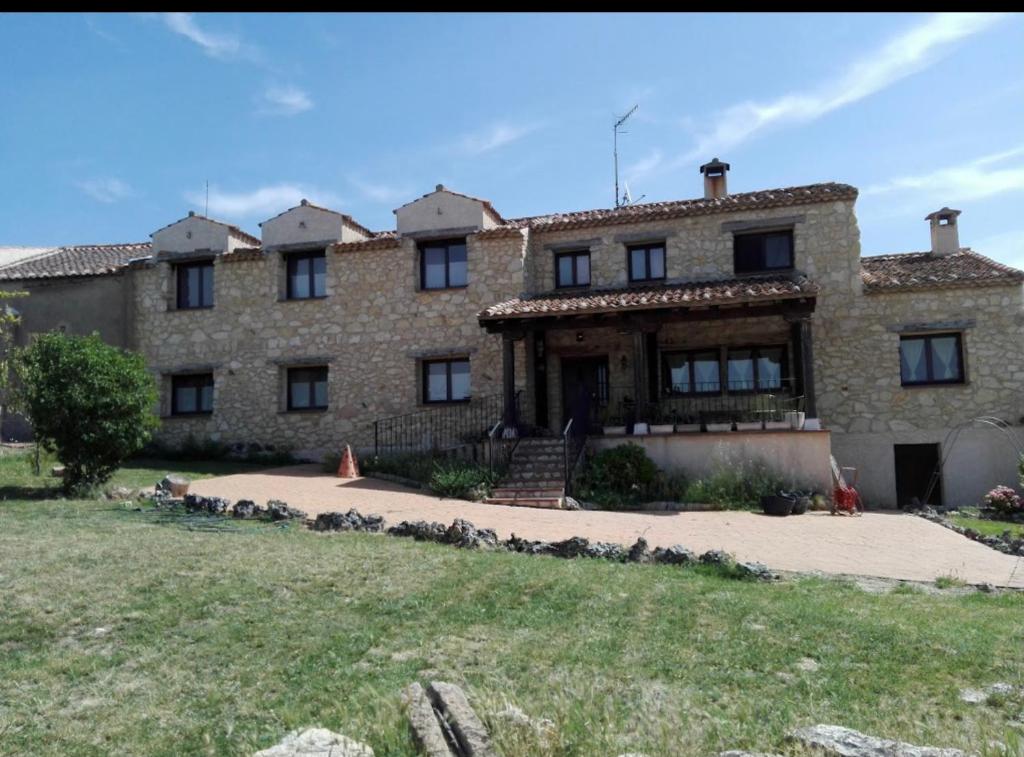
top-left (487, 413), bottom-right (522, 476)
top-left (593, 379), bottom-right (805, 431)
top-left (374, 393), bottom-right (507, 456)
top-left (562, 416), bottom-right (587, 497)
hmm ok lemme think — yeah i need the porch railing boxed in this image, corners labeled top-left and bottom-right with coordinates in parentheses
top-left (487, 411), bottom-right (522, 476)
top-left (373, 392), bottom-right (508, 457)
top-left (591, 379), bottom-right (805, 430)
top-left (562, 416), bottom-right (587, 498)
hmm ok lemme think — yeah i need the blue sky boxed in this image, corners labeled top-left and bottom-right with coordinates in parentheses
top-left (1, 12), bottom-right (1022, 266)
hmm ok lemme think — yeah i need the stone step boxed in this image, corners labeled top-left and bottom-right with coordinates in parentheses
top-left (491, 487), bottom-right (564, 498)
top-left (496, 480), bottom-right (564, 491)
top-left (484, 496), bottom-right (564, 509)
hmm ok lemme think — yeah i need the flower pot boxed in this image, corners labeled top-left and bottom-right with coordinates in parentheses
top-left (650, 424), bottom-right (674, 434)
top-left (761, 494), bottom-right (795, 517)
top-left (791, 496), bottom-right (810, 515)
top-left (604, 425), bottom-right (627, 435)
top-left (705, 422), bottom-right (732, 433)
top-left (785, 411), bottom-right (806, 430)
top-left (632, 422), bottom-right (650, 435)
top-left (675, 423), bottom-right (701, 433)
top-left (735, 421), bottom-right (763, 431)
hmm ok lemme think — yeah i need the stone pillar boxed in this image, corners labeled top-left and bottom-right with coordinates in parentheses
top-left (502, 335), bottom-right (517, 428)
top-left (631, 331), bottom-right (647, 424)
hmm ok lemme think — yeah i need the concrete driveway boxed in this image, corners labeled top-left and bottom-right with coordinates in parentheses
top-left (190, 465), bottom-right (1024, 588)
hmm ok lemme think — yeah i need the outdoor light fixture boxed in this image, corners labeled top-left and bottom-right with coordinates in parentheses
top-left (576, 332), bottom-right (584, 342)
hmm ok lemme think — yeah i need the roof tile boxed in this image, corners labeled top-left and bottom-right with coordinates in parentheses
top-left (861, 249), bottom-right (1024, 293)
top-left (0, 243), bottom-right (151, 281)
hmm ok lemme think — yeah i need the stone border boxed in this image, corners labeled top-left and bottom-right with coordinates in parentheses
top-left (913, 507), bottom-right (1024, 557)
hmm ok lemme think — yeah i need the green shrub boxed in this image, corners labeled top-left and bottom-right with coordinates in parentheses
top-left (429, 460), bottom-right (497, 500)
top-left (361, 452), bottom-right (442, 483)
top-left (576, 443), bottom-right (680, 509)
top-left (682, 460), bottom-right (786, 510)
top-left (15, 332), bottom-right (158, 494)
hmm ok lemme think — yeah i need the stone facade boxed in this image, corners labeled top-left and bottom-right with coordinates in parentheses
top-left (131, 184), bottom-right (1023, 507)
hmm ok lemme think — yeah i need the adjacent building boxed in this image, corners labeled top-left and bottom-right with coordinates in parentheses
top-left (4, 162), bottom-right (1022, 507)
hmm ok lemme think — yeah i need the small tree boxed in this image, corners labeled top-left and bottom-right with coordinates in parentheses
top-left (15, 332), bottom-right (158, 493)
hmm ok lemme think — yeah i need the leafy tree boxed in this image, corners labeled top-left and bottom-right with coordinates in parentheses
top-left (15, 332), bottom-right (158, 493)
top-left (0, 289), bottom-right (27, 397)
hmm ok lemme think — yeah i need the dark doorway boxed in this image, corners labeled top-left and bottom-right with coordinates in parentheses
top-left (894, 443), bottom-right (942, 508)
top-left (561, 356), bottom-right (609, 433)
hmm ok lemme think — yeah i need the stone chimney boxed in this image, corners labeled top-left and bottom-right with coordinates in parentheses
top-left (699, 158), bottom-right (730, 200)
top-left (925, 207), bottom-right (962, 256)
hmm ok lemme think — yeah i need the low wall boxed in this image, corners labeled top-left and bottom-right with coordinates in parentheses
top-left (590, 430), bottom-right (833, 494)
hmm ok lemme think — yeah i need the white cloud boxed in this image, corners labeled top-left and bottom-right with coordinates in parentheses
top-left (864, 145), bottom-right (1024, 202)
top-left (161, 13), bottom-right (243, 60)
top-left (625, 150), bottom-right (663, 183)
top-left (684, 13), bottom-right (1009, 161)
top-left (967, 228), bottom-right (1024, 268)
top-left (76, 178), bottom-right (132, 203)
top-left (184, 184), bottom-right (343, 219)
top-left (258, 85), bottom-right (314, 116)
top-left (348, 177), bottom-right (413, 205)
top-left (457, 121), bottom-right (542, 155)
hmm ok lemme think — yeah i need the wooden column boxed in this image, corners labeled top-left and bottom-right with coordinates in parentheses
top-left (631, 331), bottom-right (647, 424)
top-left (789, 315), bottom-right (817, 417)
top-left (502, 334), bottom-right (517, 428)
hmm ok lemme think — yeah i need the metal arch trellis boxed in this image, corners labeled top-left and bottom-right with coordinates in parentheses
top-left (922, 416), bottom-right (1024, 507)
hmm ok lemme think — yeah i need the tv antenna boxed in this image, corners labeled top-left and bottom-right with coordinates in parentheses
top-left (614, 104), bottom-right (638, 208)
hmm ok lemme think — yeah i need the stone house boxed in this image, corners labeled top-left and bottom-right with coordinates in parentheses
top-left (8, 161), bottom-right (1023, 508)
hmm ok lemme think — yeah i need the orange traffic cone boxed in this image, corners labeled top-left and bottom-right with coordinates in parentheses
top-left (337, 444), bottom-right (360, 478)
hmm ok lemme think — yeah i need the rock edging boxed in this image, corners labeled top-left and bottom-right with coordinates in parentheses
top-left (914, 506), bottom-right (1024, 557)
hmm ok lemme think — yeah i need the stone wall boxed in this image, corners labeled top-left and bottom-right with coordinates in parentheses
top-left (133, 229), bottom-right (529, 459)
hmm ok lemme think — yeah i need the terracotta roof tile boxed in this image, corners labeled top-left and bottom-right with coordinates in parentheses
top-left (861, 249), bottom-right (1024, 293)
top-left (507, 182), bottom-right (857, 233)
top-left (479, 276), bottom-right (816, 321)
top-left (0, 243), bottom-right (151, 281)
top-left (331, 232), bottom-right (402, 253)
top-left (219, 247), bottom-right (264, 263)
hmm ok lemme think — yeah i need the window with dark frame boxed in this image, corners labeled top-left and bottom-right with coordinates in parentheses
top-left (423, 358), bottom-right (470, 403)
top-left (662, 345), bottom-right (787, 395)
top-left (285, 249), bottom-right (327, 300)
top-left (171, 373), bottom-right (214, 415)
top-left (175, 261), bottom-right (214, 309)
top-left (555, 250), bottom-right (591, 288)
top-left (287, 366), bottom-right (328, 410)
top-left (419, 238), bottom-right (468, 290)
top-left (733, 230), bottom-right (794, 274)
top-left (627, 242), bottom-right (666, 283)
top-left (899, 333), bottom-right (964, 386)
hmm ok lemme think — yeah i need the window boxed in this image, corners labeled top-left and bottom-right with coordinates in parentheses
top-left (727, 346), bottom-right (786, 392)
top-left (555, 250), bottom-right (591, 288)
top-left (286, 250), bottom-right (327, 300)
top-left (423, 358), bottom-right (470, 403)
top-left (420, 238), bottom-right (467, 290)
top-left (176, 261), bottom-right (214, 309)
top-left (287, 366), bottom-right (328, 410)
top-left (663, 350), bottom-right (720, 395)
top-left (900, 333), bottom-right (964, 386)
top-left (627, 242), bottom-right (666, 282)
top-left (733, 231), bottom-right (794, 274)
top-left (171, 373), bottom-right (214, 415)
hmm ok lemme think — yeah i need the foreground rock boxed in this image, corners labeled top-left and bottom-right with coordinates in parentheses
top-left (402, 683), bottom-right (451, 757)
top-left (959, 682), bottom-right (1018, 704)
top-left (789, 724), bottom-right (969, 756)
top-left (718, 752), bottom-right (783, 757)
top-left (252, 727), bottom-right (373, 757)
top-left (427, 681), bottom-right (496, 756)
top-left (311, 509), bottom-right (385, 532)
top-left (183, 494), bottom-right (231, 515)
top-left (266, 500), bottom-right (307, 521)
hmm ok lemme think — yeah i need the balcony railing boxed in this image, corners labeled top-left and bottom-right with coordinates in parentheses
top-left (374, 393), bottom-right (508, 456)
top-left (590, 379), bottom-right (805, 430)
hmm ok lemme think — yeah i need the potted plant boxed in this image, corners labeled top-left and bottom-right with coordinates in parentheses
top-left (675, 412), bottom-right (700, 433)
top-left (704, 412), bottom-right (732, 433)
top-left (785, 410), bottom-right (806, 430)
top-left (735, 405), bottom-right (764, 432)
top-left (649, 404), bottom-right (674, 435)
top-left (761, 491), bottom-right (795, 516)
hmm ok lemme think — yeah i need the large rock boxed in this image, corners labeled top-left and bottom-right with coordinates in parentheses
top-left (652, 545), bottom-right (695, 565)
top-left (183, 494), bottom-right (230, 515)
top-left (387, 520), bottom-right (448, 542)
top-left (402, 683), bottom-right (451, 757)
top-left (789, 724), bottom-right (970, 756)
top-left (427, 681), bottom-right (495, 756)
top-left (311, 509), bottom-right (384, 532)
top-left (444, 518), bottom-right (498, 549)
top-left (266, 500), bottom-right (307, 521)
top-left (252, 727), bottom-right (374, 757)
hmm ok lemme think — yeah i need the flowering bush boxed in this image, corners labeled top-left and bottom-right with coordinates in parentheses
top-left (984, 485), bottom-right (1023, 516)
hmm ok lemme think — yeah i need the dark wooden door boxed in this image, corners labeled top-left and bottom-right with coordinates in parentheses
top-left (561, 357), bottom-right (609, 432)
top-left (894, 443), bottom-right (942, 508)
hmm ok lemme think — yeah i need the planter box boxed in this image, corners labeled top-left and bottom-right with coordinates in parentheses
top-left (632, 422), bottom-right (650, 435)
top-left (765, 420), bottom-right (790, 430)
top-left (735, 421), bottom-right (763, 431)
top-left (649, 424), bottom-right (674, 434)
top-left (705, 422), bottom-right (732, 433)
top-left (785, 411), bottom-right (806, 430)
top-left (675, 423), bottom-right (701, 433)
top-left (603, 425), bottom-right (627, 435)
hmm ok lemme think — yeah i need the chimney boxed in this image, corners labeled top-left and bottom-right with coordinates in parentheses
top-left (699, 157), bottom-right (730, 199)
top-left (925, 207), bottom-right (962, 256)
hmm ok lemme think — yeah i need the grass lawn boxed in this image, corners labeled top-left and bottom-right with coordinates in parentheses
top-left (950, 513), bottom-right (1024, 540)
top-left (2, 459), bottom-right (1024, 756)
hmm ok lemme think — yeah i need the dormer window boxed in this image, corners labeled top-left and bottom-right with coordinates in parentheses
top-left (175, 260), bottom-right (214, 309)
top-left (733, 230), bottom-right (793, 274)
top-left (285, 249), bottom-right (326, 300)
top-left (419, 238), bottom-right (467, 290)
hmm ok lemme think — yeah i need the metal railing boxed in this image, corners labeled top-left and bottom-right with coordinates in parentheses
top-left (593, 379), bottom-right (805, 430)
top-left (374, 393), bottom-right (508, 457)
top-left (562, 416), bottom-right (587, 498)
top-left (487, 415), bottom-right (522, 476)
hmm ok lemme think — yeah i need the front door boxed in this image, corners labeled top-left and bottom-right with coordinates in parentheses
top-left (561, 357), bottom-right (609, 433)
top-left (894, 443), bottom-right (942, 508)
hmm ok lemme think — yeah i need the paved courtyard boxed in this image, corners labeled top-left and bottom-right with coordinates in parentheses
top-left (190, 465), bottom-right (1024, 588)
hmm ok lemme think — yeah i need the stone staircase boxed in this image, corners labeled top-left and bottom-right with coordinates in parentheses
top-left (485, 437), bottom-right (566, 508)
